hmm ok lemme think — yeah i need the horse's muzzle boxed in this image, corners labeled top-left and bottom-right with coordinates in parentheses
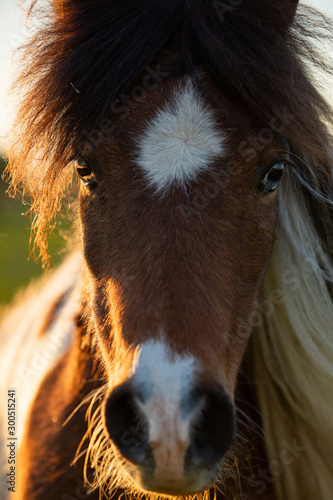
top-left (104, 380), bottom-right (235, 495)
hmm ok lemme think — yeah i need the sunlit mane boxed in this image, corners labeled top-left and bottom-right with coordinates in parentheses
top-left (253, 171), bottom-right (333, 499)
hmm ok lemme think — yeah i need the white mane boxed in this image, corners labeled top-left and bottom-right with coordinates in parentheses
top-left (253, 175), bottom-right (333, 500)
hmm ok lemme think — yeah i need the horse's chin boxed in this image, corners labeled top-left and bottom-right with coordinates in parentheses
top-left (121, 458), bottom-right (220, 497)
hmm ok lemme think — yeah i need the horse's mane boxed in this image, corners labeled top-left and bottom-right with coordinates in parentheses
top-left (4, 2), bottom-right (333, 499)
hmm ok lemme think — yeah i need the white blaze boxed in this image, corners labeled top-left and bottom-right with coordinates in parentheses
top-left (136, 81), bottom-right (226, 192)
top-left (132, 339), bottom-right (201, 480)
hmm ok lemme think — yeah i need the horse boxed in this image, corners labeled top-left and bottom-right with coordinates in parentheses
top-left (1, 0), bottom-right (333, 499)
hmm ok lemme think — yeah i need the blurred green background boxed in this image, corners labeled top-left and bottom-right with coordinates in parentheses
top-left (0, 153), bottom-right (70, 305)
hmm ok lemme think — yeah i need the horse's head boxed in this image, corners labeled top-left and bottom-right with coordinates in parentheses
top-left (12, 0), bottom-right (333, 498)
top-left (77, 72), bottom-right (289, 495)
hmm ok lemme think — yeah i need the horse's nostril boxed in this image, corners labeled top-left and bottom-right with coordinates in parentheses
top-left (188, 383), bottom-right (236, 467)
top-left (104, 384), bottom-right (149, 465)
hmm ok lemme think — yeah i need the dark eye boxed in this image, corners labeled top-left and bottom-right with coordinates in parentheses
top-left (260, 162), bottom-right (285, 194)
top-left (75, 157), bottom-right (97, 188)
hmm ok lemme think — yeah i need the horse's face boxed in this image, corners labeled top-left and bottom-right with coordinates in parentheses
top-left (77, 73), bottom-right (288, 495)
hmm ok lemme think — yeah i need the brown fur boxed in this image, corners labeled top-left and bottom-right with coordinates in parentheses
top-left (78, 75), bottom-right (285, 390)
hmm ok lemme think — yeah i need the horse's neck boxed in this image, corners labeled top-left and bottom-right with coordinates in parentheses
top-left (0, 253), bottom-right (81, 443)
top-left (16, 324), bottom-right (100, 499)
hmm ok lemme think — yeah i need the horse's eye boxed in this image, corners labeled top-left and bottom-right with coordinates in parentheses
top-left (260, 162), bottom-right (285, 194)
top-left (75, 157), bottom-right (97, 188)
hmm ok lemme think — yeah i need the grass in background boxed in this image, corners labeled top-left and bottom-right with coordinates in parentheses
top-left (0, 153), bottom-right (72, 305)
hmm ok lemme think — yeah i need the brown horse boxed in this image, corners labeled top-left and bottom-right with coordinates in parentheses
top-left (1, 0), bottom-right (333, 499)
